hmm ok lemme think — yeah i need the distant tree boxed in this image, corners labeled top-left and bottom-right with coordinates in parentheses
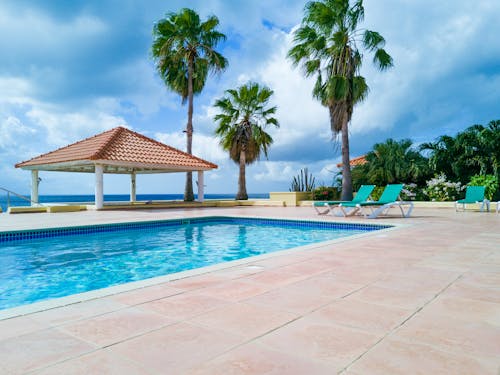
top-left (353, 139), bottom-right (430, 186)
top-left (213, 83), bottom-right (279, 200)
top-left (288, 0), bottom-right (393, 200)
top-left (420, 120), bottom-right (500, 183)
top-left (152, 8), bottom-right (227, 201)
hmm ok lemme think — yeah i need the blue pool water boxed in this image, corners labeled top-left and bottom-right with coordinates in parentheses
top-left (0, 217), bottom-right (388, 310)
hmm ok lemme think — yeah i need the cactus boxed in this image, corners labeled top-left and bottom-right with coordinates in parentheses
top-left (289, 168), bottom-right (316, 192)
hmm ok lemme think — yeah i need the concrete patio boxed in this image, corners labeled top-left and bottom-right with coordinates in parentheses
top-left (0, 206), bottom-right (499, 374)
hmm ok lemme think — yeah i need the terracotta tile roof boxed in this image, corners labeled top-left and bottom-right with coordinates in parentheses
top-left (336, 155), bottom-right (367, 168)
top-left (16, 127), bottom-right (217, 170)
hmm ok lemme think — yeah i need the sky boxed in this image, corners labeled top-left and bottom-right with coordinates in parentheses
top-left (1, 0), bottom-right (499, 196)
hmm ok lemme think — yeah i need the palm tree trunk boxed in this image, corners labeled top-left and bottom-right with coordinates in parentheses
top-left (236, 149), bottom-right (248, 200)
top-left (184, 57), bottom-right (195, 201)
top-left (340, 115), bottom-right (353, 201)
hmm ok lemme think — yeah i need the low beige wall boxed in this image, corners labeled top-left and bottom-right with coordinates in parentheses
top-left (269, 192), bottom-right (311, 207)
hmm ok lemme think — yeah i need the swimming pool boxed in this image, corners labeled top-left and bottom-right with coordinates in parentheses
top-left (0, 217), bottom-right (390, 310)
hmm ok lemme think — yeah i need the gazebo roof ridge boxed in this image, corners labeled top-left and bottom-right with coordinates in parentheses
top-left (15, 127), bottom-right (121, 168)
top-left (118, 127), bottom-right (217, 169)
top-left (15, 126), bottom-right (218, 170)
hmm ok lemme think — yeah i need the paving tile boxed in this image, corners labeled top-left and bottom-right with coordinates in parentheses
top-left (0, 329), bottom-right (95, 373)
top-left (212, 264), bottom-right (267, 279)
top-left (441, 281), bottom-right (500, 303)
top-left (168, 274), bottom-right (227, 290)
top-left (33, 350), bottom-right (153, 375)
top-left (109, 283), bottom-right (183, 306)
top-left (190, 302), bottom-right (298, 339)
top-left (257, 318), bottom-right (380, 370)
top-left (29, 298), bottom-right (128, 326)
top-left (284, 274), bottom-right (364, 299)
top-left (0, 315), bottom-right (47, 341)
top-left (246, 269), bottom-right (310, 288)
top-left (348, 337), bottom-right (498, 375)
top-left (109, 322), bottom-right (242, 374)
top-left (187, 341), bottom-right (334, 374)
top-left (395, 313), bottom-right (500, 358)
top-left (59, 307), bottom-right (174, 347)
top-left (244, 285), bottom-right (332, 315)
top-left (196, 280), bottom-right (271, 302)
top-left (308, 299), bottom-right (412, 333)
top-left (348, 285), bottom-right (435, 310)
top-left (422, 296), bottom-right (500, 326)
top-left (139, 292), bottom-right (228, 320)
top-left (277, 259), bottom-right (334, 277)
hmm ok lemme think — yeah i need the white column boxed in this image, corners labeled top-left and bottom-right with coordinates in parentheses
top-left (95, 164), bottom-right (104, 209)
top-left (197, 171), bottom-right (204, 202)
top-left (130, 172), bottom-right (136, 202)
top-left (31, 170), bottom-right (39, 206)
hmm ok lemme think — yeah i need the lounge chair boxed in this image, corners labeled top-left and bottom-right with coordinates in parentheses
top-left (455, 186), bottom-right (489, 212)
top-left (313, 185), bottom-right (375, 215)
top-left (339, 184), bottom-right (414, 219)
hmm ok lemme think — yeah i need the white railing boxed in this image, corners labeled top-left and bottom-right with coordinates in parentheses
top-left (0, 187), bottom-right (44, 209)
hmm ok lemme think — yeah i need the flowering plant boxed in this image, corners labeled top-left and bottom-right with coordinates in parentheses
top-left (423, 174), bottom-right (464, 201)
top-left (401, 183), bottom-right (418, 200)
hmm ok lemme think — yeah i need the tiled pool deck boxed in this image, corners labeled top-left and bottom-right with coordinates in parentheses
top-left (0, 206), bottom-right (499, 374)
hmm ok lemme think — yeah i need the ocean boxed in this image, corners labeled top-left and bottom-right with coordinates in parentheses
top-left (0, 193), bottom-right (269, 212)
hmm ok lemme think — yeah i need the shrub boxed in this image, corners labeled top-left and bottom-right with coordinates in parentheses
top-left (469, 174), bottom-right (499, 201)
top-left (370, 186), bottom-right (384, 201)
top-left (289, 168), bottom-right (316, 192)
top-left (312, 186), bottom-right (340, 201)
top-left (423, 173), bottom-right (464, 201)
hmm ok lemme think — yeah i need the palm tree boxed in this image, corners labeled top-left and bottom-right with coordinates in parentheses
top-left (421, 121), bottom-right (500, 184)
top-left (213, 82), bottom-right (279, 200)
top-left (288, 0), bottom-right (393, 200)
top-left (361, 139), bottom-right (430, 185)
top-left (152, 8), bottom-right (228, 201)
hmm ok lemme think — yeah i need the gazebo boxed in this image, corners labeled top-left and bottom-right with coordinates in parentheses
top-left (15, 126), bottom-right (217, 209)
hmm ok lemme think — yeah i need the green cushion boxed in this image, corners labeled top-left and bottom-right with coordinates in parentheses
top-left (457, 186), bottom-right (485, 203)
top-left (313, 185), bottom-right (375, 207)
top-left (341, 184), bottom-right (403, 207)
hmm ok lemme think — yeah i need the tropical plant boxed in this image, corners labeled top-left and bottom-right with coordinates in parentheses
top-left (356, 139), bottom-right (430, 186)
top-left (213, 82), bottom-right (279, 200)
top-left (423, 173), bottom-right (464, 201)
top-left (288, 0), bottom-right (393, 201)
top-left (469, 174), bottom-right (499, 201)
top-left (290, 168), bottom-right (316, 192)
top-left (420, 120), bottom-right (500, 184)
top-left (152, 8), bottom-right (228, 201)
top-left (312, 186), bottom-right (340, 200)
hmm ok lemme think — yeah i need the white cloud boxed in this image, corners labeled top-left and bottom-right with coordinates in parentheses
top-left (0, 116), bottom-right (35, 150)
top-left (154, 131), bottom-right (227, 163)
top-left (26, 106), bottom-right (126, 148)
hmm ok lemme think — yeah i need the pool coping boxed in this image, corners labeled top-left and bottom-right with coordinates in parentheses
top-left (0, 214), bottom-right (407, 320)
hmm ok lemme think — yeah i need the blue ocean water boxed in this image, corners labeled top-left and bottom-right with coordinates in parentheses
top-left (0, 193), bottom-right (268, 212)
top-left (0, 217), bottom-right (372, 310)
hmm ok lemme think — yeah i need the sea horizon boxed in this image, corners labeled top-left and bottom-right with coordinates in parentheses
top-left (0, 193), bottom-right (269, 212)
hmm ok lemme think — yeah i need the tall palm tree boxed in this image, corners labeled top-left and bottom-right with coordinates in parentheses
top-left (152, 8), bottom-right (228, 201)
top-left (213, 82), bottom-right (279, 200)
top-left (288, 0), bottom-right (393, 200)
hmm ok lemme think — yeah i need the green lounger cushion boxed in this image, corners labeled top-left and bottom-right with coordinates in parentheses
top-left (313, 185), bottom-right (375, 207)
top-left (341, 184), bottom-right (404, 207)
top-left (457, 186), bottom-right (485, 203)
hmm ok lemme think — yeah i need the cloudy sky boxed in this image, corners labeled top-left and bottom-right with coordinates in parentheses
top-left (1, 0), bottom-right (499, 196)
